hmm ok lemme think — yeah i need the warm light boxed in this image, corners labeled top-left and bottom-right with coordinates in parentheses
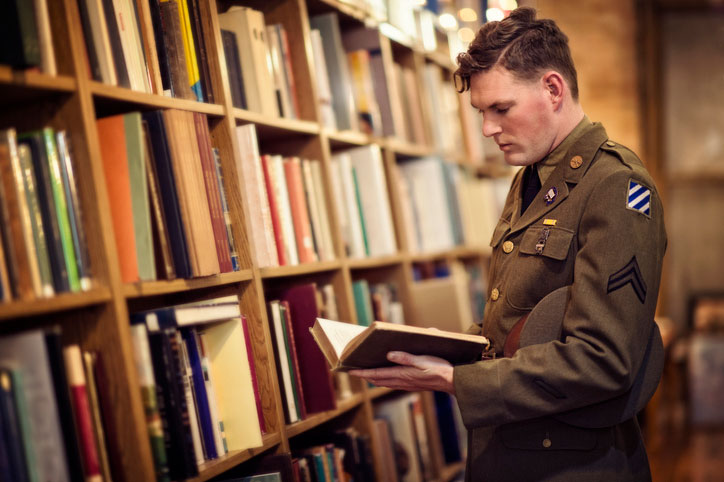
top-left (486, 7), bottom-right (505, 22)
top-left (439, 13), bottom-right (458, 30)
top-left (458, 7), bottom-right (477, 22)
top-left (411, 0), bottom-right (426, 6)
top-left (458, 27), bottom-right (475, 43)
top-left (501, 0), bottom-right (518, 10)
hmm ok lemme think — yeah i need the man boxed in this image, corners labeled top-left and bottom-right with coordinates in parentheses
top-left (350, 7), bottom-right (667, 481)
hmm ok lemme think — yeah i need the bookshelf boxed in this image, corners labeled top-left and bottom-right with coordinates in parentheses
top-left (0, 0), bottom-right (506, 481)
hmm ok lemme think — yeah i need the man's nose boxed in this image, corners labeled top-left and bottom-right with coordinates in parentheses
top-left (482, 117), bottom-right (501, 137)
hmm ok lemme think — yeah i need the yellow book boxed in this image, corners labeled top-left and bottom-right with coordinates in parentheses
top-left (198, 318), bottom-right (262, 451)
top-left (163, 0), bottom-right (202, 101)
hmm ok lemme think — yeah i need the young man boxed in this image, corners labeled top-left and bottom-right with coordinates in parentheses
top-left (350, 7), bottom-right (667, 481)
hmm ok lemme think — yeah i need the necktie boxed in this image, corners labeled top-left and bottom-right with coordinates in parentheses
top-left (521, 165), bottom-right (541, 215)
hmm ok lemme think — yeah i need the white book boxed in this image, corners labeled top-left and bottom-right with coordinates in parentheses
top-left (310, 160), bottom-right (336, 260)
top-left (268, 301), bottom-right (299, 423)
top-left (110, 0), bottom-right (147, 92)
top-left (33, 0), bottom-right (57, 75)
top-left (310, 29), bottom-right (337, 130)
top-left (333, 153), bottom-right (366, 258)
top-left (328, 156), bottom-right (350, 255)
top-left (266, 24), bottom-right (294, 119)
top-left (176, 332), bottom-right (205, 465)
top-left (84, 0), bottom-right (118, 84)
top-left (348, 145), bottom-right (397, 256)
top-left (270, 155), bottom-right (299, 265)
top-left (301, 159), bottom-right (332, 261)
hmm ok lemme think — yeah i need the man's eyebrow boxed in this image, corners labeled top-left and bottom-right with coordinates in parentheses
top-left (473, 101), bottom-right (510, 112)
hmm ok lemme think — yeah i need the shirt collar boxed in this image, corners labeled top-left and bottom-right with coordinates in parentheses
top-left (536, 115), bottom-right (592, 185)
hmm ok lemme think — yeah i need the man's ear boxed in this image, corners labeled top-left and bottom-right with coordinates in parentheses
top-left (542, 71), bottom-right (565, 107)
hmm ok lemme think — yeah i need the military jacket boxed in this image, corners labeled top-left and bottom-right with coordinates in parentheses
top-left (453, 121), bottom-right (667, 481)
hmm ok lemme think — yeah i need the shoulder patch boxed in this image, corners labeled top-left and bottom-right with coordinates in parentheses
top-left (626, 179), bottom-right (651, 217)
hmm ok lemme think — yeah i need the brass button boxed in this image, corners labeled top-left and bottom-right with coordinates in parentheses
top-left (542, 438), bottom-right (552, 448)
top-left (502, 241), bottom-right (514, 253)
top-left (606, 140), bottom-right (616, 147)
top-left (491, 288), bottom-right (500, 301)
top-left (569, 155), bottom-right (583, 169)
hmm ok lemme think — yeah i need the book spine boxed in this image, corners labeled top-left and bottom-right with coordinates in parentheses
top-left (280, 301), bottom-right (307, 419)
top-left (148, 0), bottom-right (172, 95)
top-left (174, 332), bottom-right (205, 465)
top-left (0, 368), bottom-right (31, 482)
top-left (181, 328), bottom-right (217, 459)
top-left (283, 157), bottom-right (316, 264)
top-left (62, 345), bottom-right (102, 481)
top-left (56, 132), bottom-right (92, 290)
top-left (177, 0), bottom-right (203, 101)
top-left (212, 148), bottom-right (240, 271)
top-left (81, 352), bottom-right (113, 482)
top-left (260, 154), bottom-right (287, 266)
top-left (187, 0), bottom-right (213, 103)
top-left (196, 334), bottom-right (227, 455)
top-left (159, 0), bottom-right (194, 100)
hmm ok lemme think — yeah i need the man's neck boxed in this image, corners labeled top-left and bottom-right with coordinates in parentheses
top-left (548, 103), bottom-right (585, 155)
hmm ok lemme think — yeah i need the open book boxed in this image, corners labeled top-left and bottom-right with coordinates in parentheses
top-left (310, 318), bottom-right (490, 371)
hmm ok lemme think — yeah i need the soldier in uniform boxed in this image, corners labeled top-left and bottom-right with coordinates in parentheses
top-left (350, 7), bottom-right (667, 481)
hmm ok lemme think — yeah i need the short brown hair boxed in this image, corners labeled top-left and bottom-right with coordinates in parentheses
top-left (454, 7), bottom-right (579, 100)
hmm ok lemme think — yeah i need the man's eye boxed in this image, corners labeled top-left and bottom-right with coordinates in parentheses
top-left (496, 107), bottom-right (509, 114)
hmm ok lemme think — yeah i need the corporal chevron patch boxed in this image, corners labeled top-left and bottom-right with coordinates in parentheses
top-left (627, 180), bottom-right (651, 217)
top-left (607, 256), bottom-right (647, 304)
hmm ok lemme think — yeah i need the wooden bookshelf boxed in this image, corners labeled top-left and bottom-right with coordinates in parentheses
top-left (0, 0), bottom-right (498, 480)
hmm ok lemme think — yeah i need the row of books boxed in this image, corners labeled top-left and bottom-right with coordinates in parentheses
top-left (130, 295), bottom-right (264, 481)
top-left (329, 146), bottom-right (397, 259)
top-left (77, 0), bottom-right (214, 101)
top-left (0, 329), bottom-right (118, 482)
top-left (0, 0), bottom-right (56, 74)
top-left (308, 12), bottom-right (439, 147)
top-left (212, 429), bottom-right (377, 482)
top-left (396, 157), bottom-right (511, 254)
top-left (237, 125), bottom-right (335, 268)
top-left (219, 7), bottom-right (300, 119)
top-left (267, 283), bottom-right (351, 425)
top-left (0, 128), bottom-right (91, 303)
top-left (352, 279), bottom-right (405, 327)
top-left (98, 109), bottom-right (240, 283)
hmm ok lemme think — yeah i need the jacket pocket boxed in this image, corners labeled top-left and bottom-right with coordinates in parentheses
top-left (499, 417), bottom-right (597, 451)
top-left (518, 226), bottom-right (575, 260)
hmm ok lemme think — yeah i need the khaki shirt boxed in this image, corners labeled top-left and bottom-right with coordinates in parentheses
top-left (454, 122), bottom-right (666, 481)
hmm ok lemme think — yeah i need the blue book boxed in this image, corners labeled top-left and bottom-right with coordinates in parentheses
top-left (181, 328), bottom-right (217, 459)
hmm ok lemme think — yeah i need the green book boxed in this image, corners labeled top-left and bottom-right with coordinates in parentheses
top-left (352, 279), bottom-right (374, 327)
top-left (124, 113), bottom-right (156, 281)
top-left (42, 128), bottom-right (80, 292)
top-left (10, 370), bottom-right (40, 482)
top-left (351, 167), bottom-right (369, 256)
top-left (17, 143), bottom-right (54, 297)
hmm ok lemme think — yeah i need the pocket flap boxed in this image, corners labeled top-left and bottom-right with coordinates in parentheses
top-left (490, 218), bottom-right (511, 248)
top-left (519, 226), bottom-right (574, 260)
top-left (499, 418), bottom-right (597, 451)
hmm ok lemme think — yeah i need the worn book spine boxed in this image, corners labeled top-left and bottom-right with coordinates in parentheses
top-left (177, 0), bottom-right (203, 101)
top-left (212, 148), bottom-right (240, 271)
top-left (220, 29), bottom-right (246, 109)
top-left (187, 0), bottom-right (213, 103)
top-left (160, 0), bottom-right (194, 100)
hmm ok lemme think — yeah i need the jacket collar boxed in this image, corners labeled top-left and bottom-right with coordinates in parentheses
top-left (509, 122), bottom-right (609, 235)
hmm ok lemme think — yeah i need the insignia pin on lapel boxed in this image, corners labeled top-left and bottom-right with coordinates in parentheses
top-left (544, 187), bottom-right (558, 205)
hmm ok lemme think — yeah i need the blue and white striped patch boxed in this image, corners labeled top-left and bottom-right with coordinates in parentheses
top-left (627, 180), bottom-right (651, 217)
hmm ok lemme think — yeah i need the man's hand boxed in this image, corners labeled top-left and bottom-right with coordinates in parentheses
top-left (349, 351), bottom-right (455, 395)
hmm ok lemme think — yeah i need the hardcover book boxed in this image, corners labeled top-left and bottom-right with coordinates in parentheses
top-left (310, 318), bottom-right (490, 371)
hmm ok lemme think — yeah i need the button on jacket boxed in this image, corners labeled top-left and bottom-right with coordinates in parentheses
top-left (454, 120), bottom-right (667, 481)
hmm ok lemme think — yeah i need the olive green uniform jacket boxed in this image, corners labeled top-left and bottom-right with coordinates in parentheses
top-left (454, 120), bottom-right (666, 481)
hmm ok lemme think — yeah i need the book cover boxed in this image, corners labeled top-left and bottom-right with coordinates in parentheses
top-left (0, 129), bottom-right (42, 299)
top-left (56, 131), bottom-right (92, 290)
top-left (96, 115), bottom-right (139, 283)
top-left (310, 318), bottom-right (490, 371)
top-left (124, 113), bottom-right (156, 281)
top-left (193, 113), bottom-right (232, 272)
top-left (62, 345), bottom-right (102, 481)
top-left (128, 323), bottom-right (171, 482)
top-left (142, 110), bottom-right (192, 279)
top-left (283, 157), bottom-right (317, 264)
top-left (198, 319), bottom-right (263, 451)
top-left (280, 284), bottom-right (336, 413)
top-left (212, 148), bottom-right (240, 271)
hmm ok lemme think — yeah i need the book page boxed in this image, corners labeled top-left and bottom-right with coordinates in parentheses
top-left (317, 318), bottom-right (367, 356)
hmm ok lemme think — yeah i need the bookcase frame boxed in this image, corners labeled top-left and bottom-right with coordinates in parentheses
top-left (0, 0), bottom-right (497, 480)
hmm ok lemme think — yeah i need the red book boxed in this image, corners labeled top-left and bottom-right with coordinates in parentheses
top-left (281, 284), bottom-right (336, 413)
top-left (283, 157), bottom-right (316, 264)
top-left (63, 345), bottom-right (102, 480)
top-left (193, 113), bottom-right (233, 272)
top-left (240, 315), bottom-right (266, 433)
top-left (260, 154), bottom-right (287, 265)
top-left (280, 300), bottom-right (307, 419)
top-left (97, 115), bottom-right (139, 283)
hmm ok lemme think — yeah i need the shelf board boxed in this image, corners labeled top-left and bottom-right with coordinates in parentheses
top-left (406, 245), bottom-right (490, 263)
top-left (0, 287), bottom-right (112, 321)
top-left (324, 128), bottom-right (375, 149)
top-left (123, 270), bottom-right (254, 298)
top-left (260, 260), bottom-right (342, 279)
top-left (90, 81), bottom-right (225, 116)
top-left (189, 432), bottom-right (282, 482)
top-left (285, 393), bottom-right (364, 439)
top-left (0, 68), bottom-right (76, 105)
top-left (386, 138), bottom-right (434, 159)
top-left (346, 254), bottom-right (404, 270)
top-left (233, 108), bottom-right (320, 140)
top-left (306, 0), bottom-right (369, 24)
